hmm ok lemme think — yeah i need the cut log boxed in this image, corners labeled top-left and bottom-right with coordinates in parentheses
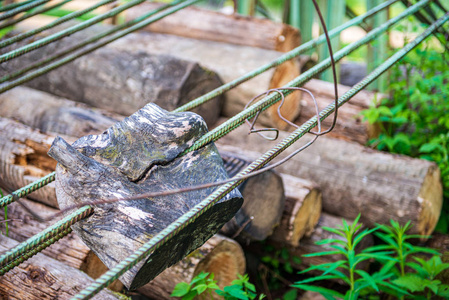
top-left (0, 198), bottom-right (124, 292)
top-left (0, 235), bottom-right (120, 300)
top-left (216, 123), bottom-right (443, 235)
top-left (108, 31), bottom-right (301, 130)
top-left (138, 234), bottom-right (245, 300)
top-left (289, 213), bottom-right (374, 272)
top-left (298, 78), bottom-right (384, 145)
top-left (123, 2), bottom-right (301, 52)
top-left (218, 145), bottom-right (322, 246)
top-left (219, 151), bottom-right (285, 242)
top-left (0, 199), bottom-right (89, 270)
top-left (48, 103), bottom-right (243, 290)
top-left (0, 117), bottom-right (59, 208)
top-left (0, 86), bottom-right (122, 137)
top-left (270, 174), bottom-right (322, 247)
top-left (0, 32), bottom-right (224, 127)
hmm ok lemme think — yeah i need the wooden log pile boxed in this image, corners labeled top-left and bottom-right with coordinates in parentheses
top-left (0, 5), bottom-right (444, 298)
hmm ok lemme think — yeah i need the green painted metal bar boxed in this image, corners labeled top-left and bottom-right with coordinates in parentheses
top-left (0, 228), bottom-right (72, 275)
top-left (175, 0), bottom-right (398, 113)
top-left (0, 0), bottom-right (36, 13)
top-left (0, 0), bottom-right (200, 91)
top-left (0, 0), bottom-right (184, 83)
top-left (0, 0), bottom-right (149, 63)
top-left (0, 172), bottom-right (55, 208)
top-left (0, 0), bottom-right (50, 21)
top-left (180, 0), bottom-right (432, 155)
top-left (318, 0), bottom-right (345, 82)
top-left (0, 205), bottom-right (93, 269)
top-left (0, 0), bottom-right (72, 30)
top-left (0, 0), bottom-right (115, 48)
top-left (0, 0), bottom-right (408, 203)
top-left (367, 0), bottom-right (389, 92)
top-left (72, 11), bottom-right (449, 299)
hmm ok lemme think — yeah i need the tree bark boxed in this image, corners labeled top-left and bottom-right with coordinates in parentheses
top-left (48, 103), bottom-right (243, 290)
top-left (138, 234), bottom-right (245, 300)
top-left (0, 236), bottom-right (120, 300)
top-left (0, 87), bottom-right (122, 137)
top-left (216, 124), bottom-right (443, 235)
top-left (269, 174), bottom-right (322, 247)
top-left (298, 78), bottom-right (384, 145)
top-left (123, 2), bottom-right (301, 52)
top-left (108, 31), bottom-right (301, 130)
top-left (0, 32), bottom-right (223, 127)
top-left (219, 150), bottom-right (285, 242)
top-left (0, 118), bottom-right (60, 208)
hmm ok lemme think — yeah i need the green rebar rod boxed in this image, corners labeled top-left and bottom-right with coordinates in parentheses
top-left (0, 172), bottom-right (55, 208)
top-left (0, 228), bottom-right (71, 275)
top-left (0, 0), bottom-right (36, 13)
top-left (174, 0), bottom-right (398, 114)
top-left (179, 0), bottom-right (432, 155)
top-left (0, 0), bottom-right (50, 21)
top-left (0, 0), bottom-right (199, 91)
top-left (0, 0), bottom-right (187, 83)
top-left (0, 0), bottom-right (149, 63)
top-left (0, 0), bottom-right (418, 205)
top-left (0, 0), bottom-right (72, 31)
top-left (0, 205), bottom-right (92, 269)
top-left (0, 0), bottom-right (115, 48)
top-left (73, 11), bottom-right (449, 299)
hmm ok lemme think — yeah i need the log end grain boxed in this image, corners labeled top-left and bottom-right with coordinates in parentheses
top-left (417, 165), bottom-right (443, 236)
top-left (138, 234), bottom-right (245, 299)
top-left (268, 59), bottom-right (302, 130)
top-left (270, 174), bottom-right (322, 247)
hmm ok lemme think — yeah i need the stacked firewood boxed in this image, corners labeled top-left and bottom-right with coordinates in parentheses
top-left (0, 3), bottom-right (443, 300)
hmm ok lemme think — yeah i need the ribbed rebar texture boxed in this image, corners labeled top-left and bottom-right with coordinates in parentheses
top-left (72, 7), bottom-right (449, 300)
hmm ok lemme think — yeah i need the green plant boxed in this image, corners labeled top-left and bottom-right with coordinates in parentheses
top-left (292, 216), bottom-right (449, 299)
top-left (361, 46), bottom-right (449, 232)
top-left (216, 274), bottom-right (265, 300)
top-left (292, 215), bottom-right (402, 299)
top-left (171, 272), bottom-right (220, 300)
top-left (171, 272), bottom-right (265, 300)
top-left (393, 256), bottom-right (449, 299)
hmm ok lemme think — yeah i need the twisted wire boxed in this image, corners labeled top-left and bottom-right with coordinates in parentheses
top-left (0, 0), bottom-right (50, 22)
top-left (0, 0), bottom-right (73, 30)
top-left (0, 0), bottom-right (428, 211)
top-left (0, 205), bottom-right (93, 268)
top-left (180, 0), bottom-right (432, 155)
top-left (0, 0), bottom-right (188, 83)
top-left (0, 0), bottom-right (200, 92)
top-left (0, 0), bottom-right (148, 63)
top-left (0, 228), bottom-right (72, 275)
top-left (72, 11), bottom-right (449, 298)
top-left (0, 0), bottom-right (36, 13)
top-left (0, 0), bottom-right (115, 48)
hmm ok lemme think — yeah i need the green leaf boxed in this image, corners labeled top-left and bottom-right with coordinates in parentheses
top-left (171, 282), bottom-right (191, 297)
top-left (303, 250), bottom-right (342, 257)
top-left (393, 275), bottom-right (427, 292)
top-left (419, 143), bottom-right (444, 153)
top-left (292, 284), bottom-right (344, 299)
top-left (223, 285), bottom-right (249, 300)
top-left (192, 284), bottom-right (208, 294)
top-left (354, 270), bottom-right (378, 292)
top-left (282, 289), bottom-right (297, 300)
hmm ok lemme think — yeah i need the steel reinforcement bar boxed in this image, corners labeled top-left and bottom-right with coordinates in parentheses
top-left (71, 11), bottom-right (449, 299)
